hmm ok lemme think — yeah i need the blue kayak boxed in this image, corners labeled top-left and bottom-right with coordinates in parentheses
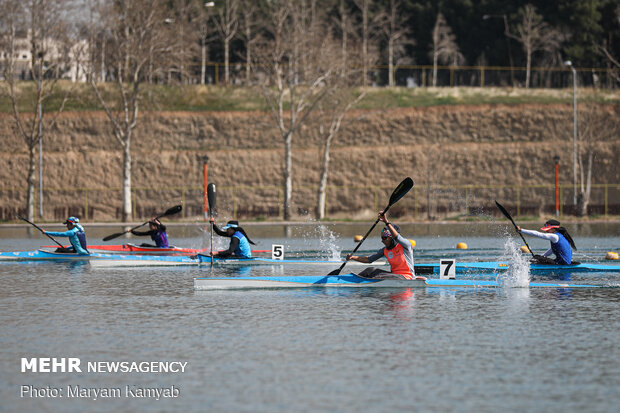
top-left (415, 261), bottom-right (620, 274)
top-left (193, 274), bottom-right (608, 290)
top-left (0, 249), bottom-right (195, 264)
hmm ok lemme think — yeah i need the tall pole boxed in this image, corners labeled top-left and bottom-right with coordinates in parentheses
top-left (38, 76), bottom-right (43, 218)
top-left (572, 67), bottom-right (577, 206)
top-left (203, 156), bottom-right (209, 221)
top-left (554, 155), bottom-right (560, 217)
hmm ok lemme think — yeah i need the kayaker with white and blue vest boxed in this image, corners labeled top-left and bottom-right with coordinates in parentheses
top-left (346, 210), bottom-right (415, 280)
top-left (210, 219), bottom-right (256, 259)
top-left (130, 218), bottom-right (169, 248)
top-left (517, 219), bottom-right (577, 265)
top-left (42, 216), bottom-right (89, 255)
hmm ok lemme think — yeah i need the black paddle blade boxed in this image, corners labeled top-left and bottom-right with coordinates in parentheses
top-left (161, 205), bottom-right (182, 217)
top-left (495, 200), bottom-right (513, 223)
top-left (102, 232), bottom-right (126, 242)
top-left (207, 184), bottom-right (216, 215)
top-left (328, 264), bottom-right (346, 276)
top-left (388, 177), bottom-right (414, 208)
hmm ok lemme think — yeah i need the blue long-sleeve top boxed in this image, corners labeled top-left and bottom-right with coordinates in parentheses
top-left (46, 225), bottom-right (89, 255)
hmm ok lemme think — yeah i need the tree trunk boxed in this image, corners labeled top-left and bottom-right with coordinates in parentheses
top-left (201, 41), bottom-right (206, 85)
top-left (122, 140), bottom-right (132, 222)
top-left (432, 52), bottom-right (438, 87)
top-left (577, 151), bottom-right (593, 217)
top-left (388, 38), bottom-right (394, 87)
top-left (27, 144), bottom-right (37, 221)
top-left (224, 38), bottom-right (230, 85)
top-left (316, 136), bottom-right (332, 219)
top-left (525, 47), bottom-right (532, 88)
top-left (283, 132), bottom-right (292, 220)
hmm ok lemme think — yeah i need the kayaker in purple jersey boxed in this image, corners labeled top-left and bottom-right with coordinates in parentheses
top-left (42, 216), bottom-right (89, 255)
top-left (517, 219), bottom-right (577, 265)
top-left (131, 218), bottom-right (169, 248)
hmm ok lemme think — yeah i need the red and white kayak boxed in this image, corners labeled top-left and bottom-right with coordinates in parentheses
top-left (42, 243), bottom-right (271, 256)
top-left (43, 243), bottom-right (205, 256)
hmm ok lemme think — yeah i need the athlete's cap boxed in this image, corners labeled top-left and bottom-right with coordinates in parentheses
top-left (381, 224), bottom-right (400, 239)
top-left (222, 220), bottom-right (239, 230)
top-left (541, 219), bottom-right (560, 231)
top-left (64, 216), bottom-right (79, 225)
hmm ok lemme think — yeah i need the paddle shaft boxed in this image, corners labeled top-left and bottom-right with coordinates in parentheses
top-left (207, 183), bottom-right (216, 268)
top-left (103, 205), bottom-right (182, 241)
top-left (495, 201), bottom-right (535, 257)
top-left (16, 214), bottom-right (64, 247)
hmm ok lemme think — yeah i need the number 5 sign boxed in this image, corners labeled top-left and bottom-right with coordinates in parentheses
top-left (272, 245), bottom-right (284, 260)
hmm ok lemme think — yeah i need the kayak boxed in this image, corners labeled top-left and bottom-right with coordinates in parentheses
top-left (193, 274), bottom-right (609, 290)
top-left (415, 261), bottom-right (620, 275)
top-left (88, 255), bottom-right (385, 268)
top-left (42, 243), bottom-right (271, 256)
top-left (0, 249), bottom-right (194, 264)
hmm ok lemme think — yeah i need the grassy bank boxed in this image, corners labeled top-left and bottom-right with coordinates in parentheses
top-left (2, 81), bottom-right (619, 113)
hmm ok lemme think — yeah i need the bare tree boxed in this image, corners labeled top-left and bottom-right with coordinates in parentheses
top-left (575, 106), bottom-right (620, 216)
top-left (253, 0), bottom-right (337, 220)
top-left (380, 0), bottom-right (414, 87)
top-left (238, 0), bottom-right (258, 86)
top-left (507, 4), bottom-right (561, 88)
top-left (213, 0), bottom-right (239, 85)
top-left (353, 0), bottom-right (382, 87)
top-left (429, 12), bottom-right (463, 87)
top-left (0, 0), bottom-right (72, 221)
top-left (88, 0), bottom-right (174, 222)
top-left (595, 5), bottom-right (620, 83)
top-left (315, 88), bottom-right (366, 219)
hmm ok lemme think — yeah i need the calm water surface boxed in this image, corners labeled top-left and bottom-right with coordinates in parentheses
top-left (1, 222), bottom-right (619, 412)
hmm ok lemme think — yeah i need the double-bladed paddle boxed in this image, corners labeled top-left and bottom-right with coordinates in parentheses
top-left (495, 200), bottom-right (535, 258)
top-left (328, 177), bottom-right (415, 276)
top-left (102, 205), bottom-right (183, 241)
top-left (16, 214), bottom-right (64, 247)
top-left (207, 183), bottom-right (216, 267)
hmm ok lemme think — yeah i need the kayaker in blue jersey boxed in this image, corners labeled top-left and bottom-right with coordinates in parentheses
top-left (209, 219), bottom-right (256, 259)
top-left (517, 219), bottom-right (577, 265)
top-left (130, 218), bottom-right (169, 248)
top-left (346, 211), bottom-right (415, 279)
top-left (42, 216), bottom-right (89, 255)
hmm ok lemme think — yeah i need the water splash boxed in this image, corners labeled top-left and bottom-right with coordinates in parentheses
top-left (315, 225), bottom-right (342, 261)
top-left (499, 237), bottom-right (530, 288)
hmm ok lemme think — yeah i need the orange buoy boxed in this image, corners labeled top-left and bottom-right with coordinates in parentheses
top-left (409, 239), bottom-right (416, 248)
top-left (520, 246), bottom-right (531, 254)
top-left (456, 242), bottom-right (468, 249)
top-left (354, 235), bottom-right (363, 242)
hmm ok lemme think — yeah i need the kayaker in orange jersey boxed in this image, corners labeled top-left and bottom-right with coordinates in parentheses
top-left (346, 210), bottom-right (415, 279)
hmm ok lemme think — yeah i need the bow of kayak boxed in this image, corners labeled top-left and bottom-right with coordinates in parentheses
top-left (194, 274), bottom-right (608, 290)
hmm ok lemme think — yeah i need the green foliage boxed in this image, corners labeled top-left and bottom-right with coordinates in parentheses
top-left (1, 82), bottom-right (618, 113)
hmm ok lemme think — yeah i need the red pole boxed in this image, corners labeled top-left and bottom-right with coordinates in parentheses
top-left (554, 157), bottom-right (560, 216)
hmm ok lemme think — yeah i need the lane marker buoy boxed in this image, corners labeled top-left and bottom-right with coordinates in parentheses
top-left (456, 242), bottom-right (468, 249)
top-left (605, 251), bottom-right (619, 260)
top-left (520, 246), bottom-right (531, 254)
top-left (354, 235), bottom-right (363, 242)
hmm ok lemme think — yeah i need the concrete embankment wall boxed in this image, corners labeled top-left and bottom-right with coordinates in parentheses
top-left (1, 104), bottom-right (619, 221)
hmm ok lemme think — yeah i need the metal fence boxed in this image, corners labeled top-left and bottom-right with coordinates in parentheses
top-left (1, 183), bottom-right (619, 222)
top-left (200, 63), bottom-right (618, 89)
